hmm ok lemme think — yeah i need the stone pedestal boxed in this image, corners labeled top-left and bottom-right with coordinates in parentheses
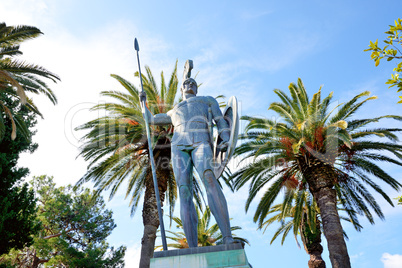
top-left (150, 243), bottom-right (252, 268)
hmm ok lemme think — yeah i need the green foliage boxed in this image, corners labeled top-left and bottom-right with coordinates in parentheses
top-left (0, 22), bottom-right (60, 140)
top-left (365, 18), bottom-right (402, 103)
top-left (0, 94), bottom-right (40, 255)
top-left (0, 185), bottom-right (40, 256)
top-left (231, 78), bottom-right (402, 230)
top-left (155, 205), bottom-right (249, 250)
top-left (260, 190), bottom-right (319, 247)
top-left (398, 196), bottom-right (402, 205)
top-left (0, 175), bottom-right (126, 267)
top-left (261, 189), bottom-right (362, 250)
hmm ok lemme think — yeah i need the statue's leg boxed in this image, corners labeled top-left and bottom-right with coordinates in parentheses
top-left (172, 145), bottom-right (198, 247)
top-left (192, 143), bottom-right (234, 244)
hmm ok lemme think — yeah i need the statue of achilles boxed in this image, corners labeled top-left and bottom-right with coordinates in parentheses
top-left (141, 60), bottom-right (238, 247)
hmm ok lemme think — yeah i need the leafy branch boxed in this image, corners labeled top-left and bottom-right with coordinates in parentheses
top-left (365, 18), bottom-right (402, 103)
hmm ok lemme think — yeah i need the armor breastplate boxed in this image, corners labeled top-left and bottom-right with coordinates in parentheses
top-left (168, 96), bottom-right (211, 146)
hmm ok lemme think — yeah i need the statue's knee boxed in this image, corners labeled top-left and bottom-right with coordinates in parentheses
top-left (179, 185), bottom-right (192, 200)
top-left (203, 169), bottom-right (215, 185)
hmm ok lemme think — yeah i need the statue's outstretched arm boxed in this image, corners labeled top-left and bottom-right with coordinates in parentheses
top-left (144, 107), bottom-right (172, 126)
top-left (153, 113), bottom-right (172, 125)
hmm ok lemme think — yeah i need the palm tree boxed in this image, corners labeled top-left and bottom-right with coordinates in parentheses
top-left (76, 62), bottom-right (203, 268)
top-left (261, 188), bottom-right (363, 268)
top-left (0, 22), bottom-right (60, 140)
top-left (155, 205), bottom-right (249, 250)
top-left (260, 188), bottom-right (325, 268)
top-left (231, 78), bottom-right (402, 268)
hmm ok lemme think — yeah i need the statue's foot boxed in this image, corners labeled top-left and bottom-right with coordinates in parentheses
top-left (223, 236), bottom-right (235, 245)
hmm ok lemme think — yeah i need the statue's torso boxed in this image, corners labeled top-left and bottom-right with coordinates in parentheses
top-left (168, 96), bottom-right (214, 146)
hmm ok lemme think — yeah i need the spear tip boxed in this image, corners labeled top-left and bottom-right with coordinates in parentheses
top-left (134, 38), bottom-right (139, 51)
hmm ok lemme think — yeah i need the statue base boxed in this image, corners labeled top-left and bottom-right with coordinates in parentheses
top-left (151, 243), bottom-right (252, 268)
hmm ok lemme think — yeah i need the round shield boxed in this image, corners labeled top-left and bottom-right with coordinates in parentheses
top-left (213, 96), bottom-right (239, 179)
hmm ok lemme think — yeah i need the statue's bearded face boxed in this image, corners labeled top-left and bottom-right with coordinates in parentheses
top-left (181, 78), bottom-right (198, 95)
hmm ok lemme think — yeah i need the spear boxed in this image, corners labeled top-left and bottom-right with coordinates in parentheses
top-left (134, 38), bottom-right (168, 251)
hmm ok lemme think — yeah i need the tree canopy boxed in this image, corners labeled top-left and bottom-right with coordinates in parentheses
top-left (0, 175), bottom-right (126, 268)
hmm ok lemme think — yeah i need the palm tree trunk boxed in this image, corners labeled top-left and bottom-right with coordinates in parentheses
top-left (139, 225), bottom-right (157, 268)
top-left (139, 171), bottom-right (159, 268)
top-left (315, 186), bottom-right (350, 268)
top-left (304, 165), bottom-right (351, 268)
top-left (301, 214), bottom-right (326, 268)
top-left (139, 137), bottom-right (171, 268)
top-left (308, 252), bottom-right (326, 268)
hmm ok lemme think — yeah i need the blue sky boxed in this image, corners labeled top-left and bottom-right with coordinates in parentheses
top-left (2, 0), bottom-right (402, 267)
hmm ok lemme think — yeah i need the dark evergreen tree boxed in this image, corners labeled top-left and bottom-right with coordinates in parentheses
top-left (0, 93), bottom-right (40, 255)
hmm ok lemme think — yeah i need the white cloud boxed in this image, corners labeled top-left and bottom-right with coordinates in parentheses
top-left (239, 10), bottom-right (273, 21)
top-left (16, 21), bottom-right (139, 186)
top-left (124, 243), bottom-right (141, 267)
top-left (350, 252), bottom-right (364, 263)
top-left (382, 253), bottom-right (402, 268)
top-left (258, 33), bottom-right (321, 72)
top-left (3, 1), bottom-right (173, 187)
top-left (1, 0), bottom-right (47, 25)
